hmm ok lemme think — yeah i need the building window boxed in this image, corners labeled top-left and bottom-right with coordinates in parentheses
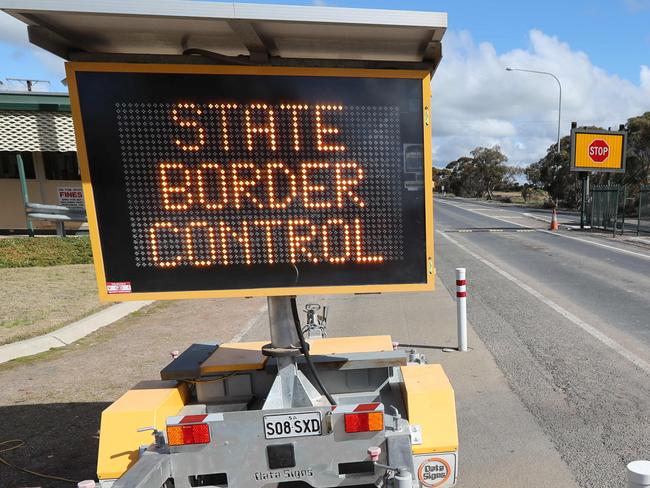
top-left (43, 151), bottom-right (81, 180)
top-left (0, 152), bottom-right (36, 179)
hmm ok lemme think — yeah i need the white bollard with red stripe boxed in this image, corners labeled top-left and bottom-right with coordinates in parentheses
top-left (456, 268), bottom-right (468, 352)
top-left (628, 460), bottom-right (650, 488)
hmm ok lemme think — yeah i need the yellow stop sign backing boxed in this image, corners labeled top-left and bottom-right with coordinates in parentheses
top-left (571, 129), bottom-right (626, 172)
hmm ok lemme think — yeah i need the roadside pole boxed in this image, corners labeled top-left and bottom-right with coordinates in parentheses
top-left (16, 153), bottom-right (34, 237)
top-left (456, 268), bottom-right (468, 352)
top-left (580, 172), bottom-right (589, 229)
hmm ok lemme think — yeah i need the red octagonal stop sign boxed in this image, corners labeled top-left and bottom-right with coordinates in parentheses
top-left (589, 139), bottom-right (610, 163)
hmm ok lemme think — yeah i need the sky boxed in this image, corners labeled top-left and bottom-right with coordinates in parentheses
top-left (1, 0), bottom-right (649, 168)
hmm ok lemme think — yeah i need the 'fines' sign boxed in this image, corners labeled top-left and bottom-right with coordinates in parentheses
top-left (68, 64), bottom-right (433, 299)
top-left (57, 187), bottom-right (84, 208)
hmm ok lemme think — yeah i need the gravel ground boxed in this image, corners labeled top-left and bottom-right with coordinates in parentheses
top-left (0, 264), bottom-right (107, 345)
top-left (0, 296), bottom-right (267, 487)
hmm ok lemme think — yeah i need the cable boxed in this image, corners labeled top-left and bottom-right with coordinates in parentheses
top-left (0, 440), bottom-right (78, 484)
top-left (290, 297), bottom-right (337, 406)
top-left (181, 372), bottom-right (237, 384)
top-left (182, 48), bottom-right (254, 66)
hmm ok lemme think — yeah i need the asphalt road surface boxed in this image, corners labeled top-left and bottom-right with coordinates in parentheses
top-left (435, 197), bottom-right (650, 488)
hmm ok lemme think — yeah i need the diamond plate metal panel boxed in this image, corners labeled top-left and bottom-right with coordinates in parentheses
top-left (0, 110), bottom-right (76, 152)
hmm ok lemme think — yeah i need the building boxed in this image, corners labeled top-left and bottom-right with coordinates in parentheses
top-left (0, 90), bottom-right (84, 232)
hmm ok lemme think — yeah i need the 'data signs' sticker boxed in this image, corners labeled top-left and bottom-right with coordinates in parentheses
top-left (418, 457), bottom-right (451, 487)
top-left (106, 282), bottom-right (132, 294)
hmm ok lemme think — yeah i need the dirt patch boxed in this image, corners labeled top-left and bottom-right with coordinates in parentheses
top-left (0, 264), bottom-right (107, 345)
top-left (493, 190), bottom-right (548, 206)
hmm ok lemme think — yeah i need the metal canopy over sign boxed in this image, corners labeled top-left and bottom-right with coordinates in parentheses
top-left (570, 128), bottom-right (627, 173)
top-left (0, 1), bottom-right (446, 70)
top-left (67, 63), bottom-right (434, 300)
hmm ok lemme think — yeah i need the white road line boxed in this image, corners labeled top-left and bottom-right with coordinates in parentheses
top-left (447, 229), bottom-right (535, 233)
top-left (437, 230), bottom-right (650, 375)
top-left (229, 303), bottom-right (268, 343)
top-left (437, 199), bottom-right (650, 261)
top-left (536, 229), bottom-right (650, 260)
top-left (472, 215), bottom-right (529, 218)
top-left (438, 200), bottom-right (531, 227)
top-left (475, 210), bottom-right (520, 213)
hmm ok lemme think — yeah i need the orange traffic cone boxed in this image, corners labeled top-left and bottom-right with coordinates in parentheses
top-left (549, 209), bottom-right (559, 231)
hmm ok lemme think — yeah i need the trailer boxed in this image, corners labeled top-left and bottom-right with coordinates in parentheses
top-left (97, 303), bottom-right (458, 488)
top-left (1, 2), bottom-right (455, 487)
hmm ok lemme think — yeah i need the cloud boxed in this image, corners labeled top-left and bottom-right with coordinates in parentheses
top-left (641, 65), bottom-right (650, 91)
top-left (0, 11), bottom-right (28, 45)
top-left (466, 119), bottom-right (516, 138)
top-left (623, 0), bottom-right (650, 11)
top-left (0, 12), bottom-right (66, 90)
top-left (431, 29), bottom-right (650, 167)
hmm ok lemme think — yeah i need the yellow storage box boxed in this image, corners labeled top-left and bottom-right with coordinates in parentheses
top-left (401, 364), bottom-right (458, 454)
top-left (97, 380), bottom-right (188, 480)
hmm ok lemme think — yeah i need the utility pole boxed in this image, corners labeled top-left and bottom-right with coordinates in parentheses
top-left (506, 67), bottom-right (562, 154)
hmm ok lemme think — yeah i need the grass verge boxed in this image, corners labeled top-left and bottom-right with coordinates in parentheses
top-left (0, 264), bottom-right (107, 345)
top-left (0, 236), bottom-right (93, 268)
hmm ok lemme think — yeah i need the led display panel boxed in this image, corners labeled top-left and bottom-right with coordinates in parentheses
top-left (67, 64), bottom-right (433, 300)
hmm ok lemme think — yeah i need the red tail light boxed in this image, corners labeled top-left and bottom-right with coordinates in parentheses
top-left (167, 423), bottom-right (211, 446)
top-left (344, 412), bottom-right (384, 433)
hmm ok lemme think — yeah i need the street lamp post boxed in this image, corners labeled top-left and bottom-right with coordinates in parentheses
top-left (506, 67), bottom-right (562, 154)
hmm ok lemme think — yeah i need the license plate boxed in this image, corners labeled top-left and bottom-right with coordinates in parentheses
top-left (263, 412), bottom-right (322, 439)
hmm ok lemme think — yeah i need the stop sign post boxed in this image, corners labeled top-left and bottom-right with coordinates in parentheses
top-left (588, 139), bottom-right (610, 163)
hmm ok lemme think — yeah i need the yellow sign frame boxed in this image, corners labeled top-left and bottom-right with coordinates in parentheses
top-left (570, 128), bottom-right (626, 173)
top-left (65, 62), bottom-right (435, 302)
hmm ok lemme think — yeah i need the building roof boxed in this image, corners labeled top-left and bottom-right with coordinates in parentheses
top-left (0, 1), bottom-right (446, 70)
top-left (0, 91), bottom-right (70, 112)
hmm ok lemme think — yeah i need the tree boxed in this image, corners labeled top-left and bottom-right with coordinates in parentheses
top-left (623, 112), bottom-right (650, 187)
top-left (526, 115), bottom-right (650, 208)
top-left (470, 146), bottom-right (510, 199)
top-left (446, 156), bottom-right (481, 197)
top-left (432, 167), bottom-right (451, 192)
top-left (444, 146), bottom-right (512, 199)
top-left (588, 113), bottom-right (650, 210)
top-left (525, 134), bottom-right (579, 207)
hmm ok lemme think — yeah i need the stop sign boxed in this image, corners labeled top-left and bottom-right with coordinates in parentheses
top-left (589, 139), bottom-right (610, 163)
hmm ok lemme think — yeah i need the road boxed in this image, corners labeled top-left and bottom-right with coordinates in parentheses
top-left (0, 196), bottom-right (647, 488)
top-left (445, 197), bottom-right (650, 238)
top-left (435, 197), bottom-right (650, 488)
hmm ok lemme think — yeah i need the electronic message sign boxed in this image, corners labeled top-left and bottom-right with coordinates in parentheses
top-left (570, 128), bottom-right (627, 173)
top-left (66, 63), bottom-right (433, 300)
